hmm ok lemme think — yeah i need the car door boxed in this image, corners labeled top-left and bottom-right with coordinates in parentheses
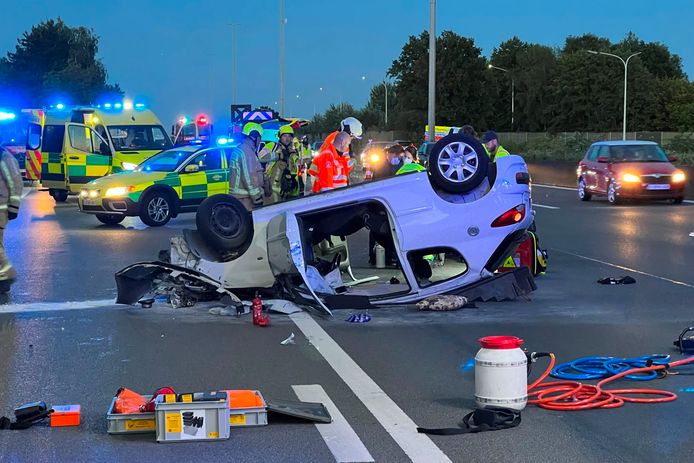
top-left (595, 145), bottom-right (611, 193)
top-left (581, 146), bottom-right (598, 190)
top-left (64, 123), bottom-right (111, 192)
top-left (179, 149), bottom-right (227, 207)
top-left (266, 212), bottom-right (332, 315)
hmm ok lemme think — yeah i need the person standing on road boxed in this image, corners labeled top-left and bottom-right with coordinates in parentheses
top-left (374, 144), bottom-right (405, 179)
top-left (460, 124), bottom-right (478, 138)
top-left (228, 122), bottom-right (268, 211)
top-left (308, 132), bottom-right (351, 193)
top-left (320, 117), bottom-right (363, 185)
top-left (396, 146), bottom-right (426, 175)
top-left (259, 125), bottom-right (301, 202)
top-left (481, 131), bottom-right (510, 161)
top-left (0, 145), bottom-right (22, 292)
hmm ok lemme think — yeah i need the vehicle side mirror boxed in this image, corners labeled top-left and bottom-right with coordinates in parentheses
top-left (184, 164), bottom-right (200, 173)
top-left (669, 155), bottom-right (678, 162)
top-left (597, 156), bottom-right (609, 163)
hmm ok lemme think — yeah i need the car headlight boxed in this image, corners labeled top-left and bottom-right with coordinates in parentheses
top-left (121, 162), bottom-right (138, 171)
top-left (369, 153), bottom-right (380, 164)
top-left (673, 171), bottom-right (686, 183)
top-left (105, 186), bottom-right (130, 197)
top-left (80, 190), bottom-right (89, 198)
top-left (622, 173), bottom-right (640, 183)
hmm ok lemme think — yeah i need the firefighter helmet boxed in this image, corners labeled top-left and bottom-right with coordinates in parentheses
top-left (242, 122), bottom-right (264, 138)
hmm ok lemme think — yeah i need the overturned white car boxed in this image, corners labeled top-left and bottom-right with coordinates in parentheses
top-left (116, 134), bottom-right (536, 315)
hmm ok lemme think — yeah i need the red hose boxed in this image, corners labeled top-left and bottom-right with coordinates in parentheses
top-left (527, 354), bottom-right (694, 411)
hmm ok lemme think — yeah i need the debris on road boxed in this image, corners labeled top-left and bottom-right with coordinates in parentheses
top-left (346, 313), bottom-right (371, 323)
top-left (416, 295), bottom-right (469, 311)
top-left (280, 333), bottom-right (295, 345)
top-left (597, 276), bottom-right (636, 285)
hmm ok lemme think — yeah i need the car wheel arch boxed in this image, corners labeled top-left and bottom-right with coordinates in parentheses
top-left (140, 184), bottom-right (179, 212)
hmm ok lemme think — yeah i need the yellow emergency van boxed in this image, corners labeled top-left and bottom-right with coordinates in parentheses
top-left (26, 102), bottom-right (172, 202)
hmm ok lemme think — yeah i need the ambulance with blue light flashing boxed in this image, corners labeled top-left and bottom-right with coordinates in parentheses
top-left (0, 109), bottom-right (29, 178)
top-left (26, 100), bottom-right (172, 202)
top-left (78, 137), bottom-right (236, 226)
top-left (172, 114), bottom-right (214, 146)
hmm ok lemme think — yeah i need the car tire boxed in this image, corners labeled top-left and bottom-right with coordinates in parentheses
top-left (578, 178), bottom-right (591, 201)
top-left (428, 133), bottom-right (489, 194)
top-left (96, 214), bottom-right (125, 225)
top-left (672, 196), bottom-right (684, 205)
top-left (607, 181), bottom-right (621, 205)
top-left (50, 189), bottom-right (68, 202)
top-left (139, 190), bottom-right (173, 227)
top-left (196, 194), bottom-right (254, 254)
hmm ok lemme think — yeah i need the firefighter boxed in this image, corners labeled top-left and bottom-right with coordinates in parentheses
top-left (481, 131), bottom-right (510, 161)
top-left (260, 125), bottom-right (301, 202)
top-left (0, 144), bottom-right (22, 293)
top-left (228, 122), bottom-right (268, 211)
top-left (308, 131), bottom-right (351, 193)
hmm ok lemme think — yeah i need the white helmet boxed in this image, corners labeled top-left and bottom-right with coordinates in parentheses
top-left (340, 117), bottom-right (363, 139)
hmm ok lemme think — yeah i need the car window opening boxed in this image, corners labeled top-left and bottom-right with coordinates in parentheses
top-left (296, 200), bottom-right (412, 300)
top-left (407, 247), bottom-right (468, 288)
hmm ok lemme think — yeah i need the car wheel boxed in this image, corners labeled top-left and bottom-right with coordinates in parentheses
top-left (672, 197), bottom-right (684, 205)
top-left (96, 214), bottom-right (125, 225)
top-left (428, 133), bottom-right (489, 194)
top-left (139, 190), bottom-right (173, 227)
top-left (607, 181), bottom-right (620, 205)
top-left (578, 178), bottom-right (591, 201)
top-left (196, 194), bottom-right (254, 255)
top-left (50, 189), bottom-right (68, 202)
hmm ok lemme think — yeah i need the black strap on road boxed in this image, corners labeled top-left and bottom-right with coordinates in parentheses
top-left (417, 407), bottom-right (521, 435)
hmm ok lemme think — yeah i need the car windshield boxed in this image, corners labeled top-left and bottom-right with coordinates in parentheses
top-left (138, 148), bottom-right (197, 172)
top-left (609, 145), bottom-right (669, 163)
top-left (108, 125), bottom-right (172, 151)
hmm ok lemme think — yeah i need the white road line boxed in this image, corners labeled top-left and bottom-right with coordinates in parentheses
top-left (0, 299), bottom-right (116, 314)
top-left (552, 248), bottom-right (694, 289)
top-left (533, 203), bottom-right (560, 210)
top-left (292, 384), bottom-right (374, 463)
top-left (290, 312), bottom-right (451, 463)
top-left (534, 184), bottom-right (576, 191)
top-left (685, 200), bottom-right (694, 204)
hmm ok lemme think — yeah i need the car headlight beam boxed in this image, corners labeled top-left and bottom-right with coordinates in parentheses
top-left (105, 186), bottom-right (131, 197)
top-left (622, 173), bottom-right (640, 183)
top-left (121, 162), bottom-right (139, 171)
top-left (673, 171), bottom-right (686, 183)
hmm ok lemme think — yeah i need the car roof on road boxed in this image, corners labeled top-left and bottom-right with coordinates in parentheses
top-left (592, 140), bottom-right (658, 146)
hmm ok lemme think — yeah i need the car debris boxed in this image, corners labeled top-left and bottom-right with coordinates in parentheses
top-left (597, 276), bottom-right (636, 285)
top-left (280, 333), bottom-right (296, 345)
top-left (416, 295), bottom-right (470, 311)
top-left (115, 134), bottom-right (537, 315)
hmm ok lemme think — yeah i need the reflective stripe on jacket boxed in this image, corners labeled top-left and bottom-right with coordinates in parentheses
top-left (228, 138), bottom-right (264, 199)
top-left (0, 148), bottom-right (22, 227)
top-left (484, 145), bottom-right (511, 161)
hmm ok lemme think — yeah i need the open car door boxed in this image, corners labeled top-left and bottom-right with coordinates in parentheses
top-left (64, 123), bottom-right (112, 192)
top-left (266, 212), bottom-right (332, 316)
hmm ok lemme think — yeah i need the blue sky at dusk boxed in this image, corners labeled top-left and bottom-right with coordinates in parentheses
top-left (2, 0), bottom-right (693, 125)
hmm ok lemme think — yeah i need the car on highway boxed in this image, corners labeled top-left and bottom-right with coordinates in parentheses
top-left (360, 140), bottom-right (393, 179)
top-left (78, 140), bottom-right (234, 226)
top-left (577, 140), bottom-right (686, 205)
top-left (116, 133), bottom-right (536, 314)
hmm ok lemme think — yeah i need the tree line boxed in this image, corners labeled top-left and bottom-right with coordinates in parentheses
top-left (310, 31), bottom-right (694, 141)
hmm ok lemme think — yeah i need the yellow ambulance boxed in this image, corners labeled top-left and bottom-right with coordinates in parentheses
top-left (26, 102), bottom-right (172, 202)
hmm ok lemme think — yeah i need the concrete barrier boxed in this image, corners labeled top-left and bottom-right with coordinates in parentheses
top-left (527, 161), bottom-right (694, 199)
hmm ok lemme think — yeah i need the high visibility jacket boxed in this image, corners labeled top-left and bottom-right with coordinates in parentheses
top-left (319, 130), bottom-right (354, 178)
top-left (228, 137), bottom-right (264, 201)
top-left (0, 148), bottom-right (22, 228)
top-left (307, 144), bottom-right (348, 193)
top-left (260, 142), bottom-right (300, 197)
top-left (396, 162), bottom-right (426, 175)
top-left (484, 144), bottom-right (510, 161)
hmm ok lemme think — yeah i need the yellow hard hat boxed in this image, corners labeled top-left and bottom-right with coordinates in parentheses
top-left (278, 125), bottom-right (294, 137)
top-left (242, 122), bottom-right (263, 137)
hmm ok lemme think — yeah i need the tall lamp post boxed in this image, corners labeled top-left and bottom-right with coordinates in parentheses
top-left (279, 0), bottom-right (286, 116)
top-left (427, 0), bottom-right (436, 143)
top-left (383, 81), bottom-right (388, 126)
top-left (488, 64), bottom-right (514, 130)
top-left (587, 50), bottom-right (642, 140)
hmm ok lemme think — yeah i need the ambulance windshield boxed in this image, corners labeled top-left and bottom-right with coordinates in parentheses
top-left (108, 125), bottom-right (172, 151)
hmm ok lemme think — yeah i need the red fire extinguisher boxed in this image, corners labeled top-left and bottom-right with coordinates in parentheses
top-left (252, 293), bottom-right (270, 327)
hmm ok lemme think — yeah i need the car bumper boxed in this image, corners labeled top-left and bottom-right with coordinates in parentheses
top-left (616, 183), bottom-right (685, 199)
top-left (78, 196), bottom-right (140, 216)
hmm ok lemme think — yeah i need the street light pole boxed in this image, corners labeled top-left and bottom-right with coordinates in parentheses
top-left (427, 0), bottom-right (436, 143)
top-left (587, 50), bottom-right (642, 140)
top-left (488, 64), bottom-right (514, 130)
top-left (384, 81), bottom-right (388, 126)
top-left (279, 0), bottom-right (285, 116)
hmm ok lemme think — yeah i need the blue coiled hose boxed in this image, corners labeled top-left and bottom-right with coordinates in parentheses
top-left (550, 355), bottom-right (671, 381)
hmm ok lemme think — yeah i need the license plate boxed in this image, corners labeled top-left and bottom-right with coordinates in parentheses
top-left (646, 184), bottom-right (670, 190)
top-left (83, 198), bottom-right (101, 206)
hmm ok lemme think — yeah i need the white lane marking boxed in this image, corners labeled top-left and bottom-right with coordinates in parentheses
top-left (0, 299), bottom-right (116, 314)
top-left (552, 248), bottom-right (694, 289)
top-left (533, 203), bottom-right (560, 210)
top-left (534, 184), bottom-right (576, 191)
top-left (685, 200), bottom-right (694, 204)
top-left (290, 312), bottom-right (451, 463)
top-left (292, 384), bottom-right (374, 463)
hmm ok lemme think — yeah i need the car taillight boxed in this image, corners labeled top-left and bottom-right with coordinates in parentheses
top-left (491, 204), bottom-right (525, 228)
top-left (516, 172), bottom-right (530, 184)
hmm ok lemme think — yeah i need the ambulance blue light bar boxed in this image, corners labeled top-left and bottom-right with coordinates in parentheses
top-left (0, 111), bottom-right (16, 121)
top-left (216, 136), bottom-right (229, 145)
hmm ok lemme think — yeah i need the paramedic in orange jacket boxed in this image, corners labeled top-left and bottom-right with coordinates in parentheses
top-left (308, 132), bottom-right (352, 193)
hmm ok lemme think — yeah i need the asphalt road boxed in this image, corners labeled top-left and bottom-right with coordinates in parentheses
top-left (2, 186), bottom-right (694, 462)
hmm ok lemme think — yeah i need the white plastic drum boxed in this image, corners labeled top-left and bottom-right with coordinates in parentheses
top-left (474, 336), bottom-right (528, 411)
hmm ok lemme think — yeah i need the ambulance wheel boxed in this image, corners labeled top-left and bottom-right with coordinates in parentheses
top-left (50, 189), bottom-right (68, 202)
top-left (428, 133), bottom-right (489, 194)
top-left (96, 214), bottom-right (125, 225)
top-left (140, 190), bottom-right (173, 227)
top-left (196, 194), bottom-right (253, 254)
